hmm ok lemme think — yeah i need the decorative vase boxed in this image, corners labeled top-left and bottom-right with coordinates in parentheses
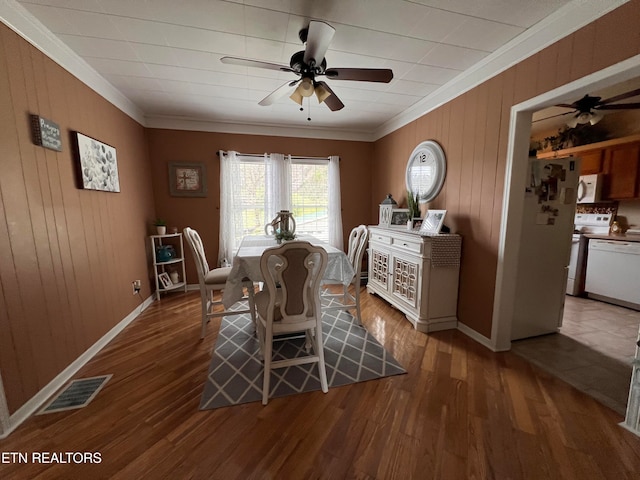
top-left (169, 271), bottom-right (179, 284)
top-left (156, 226), bottom-right (166, 235)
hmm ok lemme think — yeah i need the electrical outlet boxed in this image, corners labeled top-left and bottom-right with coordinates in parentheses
top-left (132, 280), bottom-right (141, 295)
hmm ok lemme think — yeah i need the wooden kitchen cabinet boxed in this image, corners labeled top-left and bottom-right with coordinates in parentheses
top-left (578, 149), bottom-right (604, 175)
top-left (602, 142), bottom-right (640, 199)
top-left (537, 134), bottom-right (640, 199)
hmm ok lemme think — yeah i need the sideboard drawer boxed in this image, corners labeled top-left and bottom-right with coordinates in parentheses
top-left (370, 231), bottom-right (392, 245)
top-left (391, 236), bottom-right (422, 254)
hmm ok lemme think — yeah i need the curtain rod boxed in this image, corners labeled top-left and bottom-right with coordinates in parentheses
top-left (216, 150), bottom-right (333, 161)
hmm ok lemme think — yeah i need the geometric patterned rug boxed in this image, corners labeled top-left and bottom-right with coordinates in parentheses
top-left (200, 308), bottom-right (406, 409)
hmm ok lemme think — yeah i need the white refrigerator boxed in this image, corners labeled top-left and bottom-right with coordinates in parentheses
top-left (510, 156), bottom-right (580, 341)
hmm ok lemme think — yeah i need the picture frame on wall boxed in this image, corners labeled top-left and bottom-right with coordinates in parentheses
top-left (419, 210), bottom-right (447, 235)
top-left (169, 162), bottom-right (207, 197)
top-left (73, 132), bottom-right (120, 192)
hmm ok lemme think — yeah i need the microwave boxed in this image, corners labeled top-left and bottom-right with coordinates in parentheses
top-left (577, 174), bottom-right (603, 204)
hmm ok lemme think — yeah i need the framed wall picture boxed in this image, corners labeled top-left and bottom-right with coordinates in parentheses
top-left (169, 162), bottom-right (207, 197)
top-left (390, 208), bottom-right (411, 226)
top-left (74, 132), bottom-right (120, 192)
top-left (158, 272), bottom-right (172, 289)
top-left (419, 209), bottom-right (447, 235)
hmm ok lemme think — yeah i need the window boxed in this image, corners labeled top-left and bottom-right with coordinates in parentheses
top-left (290, 159), bottom-right (329, 240)
top-left (219, 152), bottom-right (342, 264)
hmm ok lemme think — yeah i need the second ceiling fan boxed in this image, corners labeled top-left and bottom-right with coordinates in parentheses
top-left (221, 20), bottom-right (393, 112)
top-left (536, 88), bottom-right (640, 127)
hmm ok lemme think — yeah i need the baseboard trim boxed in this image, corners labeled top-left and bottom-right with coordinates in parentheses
top-left (457, 322), bottom-right (501, 351)
top-left (0, 294), bottom-right (154, 439)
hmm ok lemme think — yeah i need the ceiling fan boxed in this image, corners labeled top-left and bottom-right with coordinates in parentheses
top-left (535, 88), bottom-right (640, 127)
top-left (220, 20), bottom-right (393, 113)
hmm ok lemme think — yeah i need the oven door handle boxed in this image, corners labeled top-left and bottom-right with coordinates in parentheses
top-left (577, 179), bottom-right (587, 202)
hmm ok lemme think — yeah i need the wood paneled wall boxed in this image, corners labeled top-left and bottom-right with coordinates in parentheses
top-left (146, 129), bottom-right (374, 283)
top-left (0, 24), bottom-right (155, 414)
top-left (372, 0), bottom-right (640, 338)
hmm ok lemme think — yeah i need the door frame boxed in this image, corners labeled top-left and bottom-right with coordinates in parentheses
top-left (491, 54), bottom-right (640, 351)
top-left (0, 372), bottom-right (9, 438)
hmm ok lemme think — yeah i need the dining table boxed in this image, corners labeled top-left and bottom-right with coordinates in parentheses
top-left (222, 234), bottom-right (355, 309)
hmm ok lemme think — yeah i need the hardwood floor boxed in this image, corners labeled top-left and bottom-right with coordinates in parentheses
top-left (1, 289), bottom-right (640, 479)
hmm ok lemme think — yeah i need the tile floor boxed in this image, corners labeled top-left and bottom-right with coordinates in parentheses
top-left (511, 295), bottom-right (640, 415)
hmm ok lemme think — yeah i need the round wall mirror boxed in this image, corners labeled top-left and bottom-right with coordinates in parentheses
top-left (405, 140), bottom-right (447, 203)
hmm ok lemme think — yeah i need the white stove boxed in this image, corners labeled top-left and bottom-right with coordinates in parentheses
top-left (574, 213), bottom-right (614, 235)
top-left (567, 213), bottom-right (613, 295)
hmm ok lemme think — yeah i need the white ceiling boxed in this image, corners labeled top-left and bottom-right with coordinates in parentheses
top-left (2, 0), bottom-right (629, 140)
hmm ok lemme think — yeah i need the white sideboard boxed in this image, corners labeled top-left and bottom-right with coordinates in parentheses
top-left (366, 226), bottom-right (461, 333)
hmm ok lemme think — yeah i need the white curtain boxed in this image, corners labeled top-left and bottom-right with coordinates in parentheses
top-left (328, 155), bottom-right (343, 249)
top-left (219, 150), bottom-right (240, 265)
top-left (265, 153), bottom-right (291, 220)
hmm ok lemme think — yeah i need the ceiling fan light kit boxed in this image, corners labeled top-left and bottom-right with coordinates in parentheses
top-left (220, 20), bottom-right (393, 115)
top-left (567, 111), bottom-right (603, 128)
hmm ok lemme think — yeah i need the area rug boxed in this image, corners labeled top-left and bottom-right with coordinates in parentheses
top-left (200, 308), bottom-right (406, 409)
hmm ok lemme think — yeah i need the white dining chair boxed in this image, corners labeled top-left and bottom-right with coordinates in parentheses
top-left (183, 227), bottom-right (256, 339)
top-left (321, 225), bottom-right (369, 324)
top-left (254, 240), bottom-right (329, 405)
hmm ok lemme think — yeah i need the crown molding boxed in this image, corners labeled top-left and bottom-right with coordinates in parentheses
top-left (372, 0), bottom-right (629, 141)
top-left (145, 116), bottom-right (375, 141)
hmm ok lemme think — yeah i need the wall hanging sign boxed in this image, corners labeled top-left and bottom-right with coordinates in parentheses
top-left (73, 132), bottom-right (120, 192)
top-left (169, 162), bottom-right (207, 197)
top-left (30, 114), bottom-right (62, 151)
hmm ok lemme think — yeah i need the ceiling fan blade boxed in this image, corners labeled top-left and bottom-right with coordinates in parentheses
top-left (325, 68), bottom-right (393, 83)
top-left (303, 21), bottom-right (335, 67)
top-left (595, 103), bottom-right (640, 110)
top-left (598, 88), bottom-right (640, 105)
top-left (221, 56), bottom-right (293, 73)
top-left (555, 103), bottom-right (577, 109)
top-left (532, 111), bottom-right (574, 122)
top-left (316, 81), bottom-right (344, 111)
top-left (259, 80), bottom-right (300, 106)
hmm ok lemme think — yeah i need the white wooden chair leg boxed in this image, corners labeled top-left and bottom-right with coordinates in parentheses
top-left (247, 287), bottom-right (257, 326)
top-left (262, 334), bottom-right (273, 405)
top-left (200, 295), bottom-right (209, 339)
top-left (316, 329), bottom-right (328, 393)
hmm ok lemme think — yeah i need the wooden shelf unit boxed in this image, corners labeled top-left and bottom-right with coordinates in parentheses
top-left (150, 233), bottom-right (187, 300)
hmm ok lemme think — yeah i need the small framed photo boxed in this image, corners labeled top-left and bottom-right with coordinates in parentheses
top-left (419, 210), bottom-right (447, 235)
top-left (169, 162), bottom-right (207, 197)
top-left (410, 218), bottom-right (423, 230)
top-left (390, 208), bottom-right (411, 226)
top-left (158, 272), bottom-right (172, 289)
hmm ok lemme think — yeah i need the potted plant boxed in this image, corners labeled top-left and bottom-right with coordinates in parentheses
top-left (406, 190), bottom-right (421, 219)
top-left (153, 218), bottom-right (167, 235)
top-left (275, 230), bottom-right (296, 244)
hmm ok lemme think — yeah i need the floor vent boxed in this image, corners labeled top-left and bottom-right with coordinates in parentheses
top-left (38, 375), bottom-right (112, 414)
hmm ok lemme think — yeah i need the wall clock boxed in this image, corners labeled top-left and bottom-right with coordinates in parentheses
top-left (405, 140), bottom-right (447, 203)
